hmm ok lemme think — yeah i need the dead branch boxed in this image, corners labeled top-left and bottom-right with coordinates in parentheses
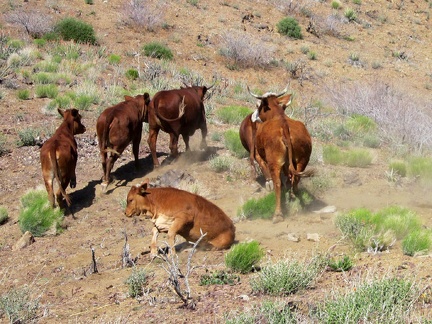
top-left (122, 231), bottom-right (135, 268)
top-left (91, 247), bottom-right (98, 274)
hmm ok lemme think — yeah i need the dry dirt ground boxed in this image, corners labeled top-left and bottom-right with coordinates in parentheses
top-left (1, 0), bottom-right (432, 322)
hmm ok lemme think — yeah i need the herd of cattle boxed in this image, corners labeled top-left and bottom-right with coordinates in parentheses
top-left (39, 84), bottom-right (313, 256)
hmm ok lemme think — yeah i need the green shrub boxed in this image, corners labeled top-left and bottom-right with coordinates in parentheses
top-left (335, 206), bottom-right (426, 254)
top-left (108, 54), bottom-right (121, 65)
top-left (323, 145), bottom-right (343, 165)
top-left (225, 241), bottom-right (264, 274)
top-left (316, 277), bottom-right (418, 323)
top-left (200, 270), bottom-right (240, 286)
top-left (0, 206), bottom-right (8, 225)
top-left (35, 84), bottom-right (58, 98)
top-left (331, 1), bottom-right (341, 9)
top-left (125, 268), bottom-right (148, 298)
top-left (33, 38), bottom-right (47, 48)
top-left (33, 72), bottom-right (55, 84)
top-left (216, 106), bottom-right (252, 124)
top-left (389, 161), bottom-right (407, 177)
top-left (346, 114), bottom-right (377, 134)
top-left (54, 95), bottom-right (72, 109)
top-left (142, 42), bottom-right (173, 60)
top-left (362, 134), bottom-right (380, 148)
top-left (17, 89), bottom-right (30, 100)
top-left (239, 193), bottom-right (275, 220)
top-left (308, 51), bottom-right (317, 60)
top-left (408, 156), bottom-right (432, 183)
top-left (276, 17), bottom-right (303, 39)
top-left (344, 8), bottom-right (357, 22)
top-left (225, 300), bottom-right (297, 323)
top-left (344, 148), bottom-right (372, 167)
top-left (209, 155), bottom-right (235, 173)
top-left (125, 69), bottom-right (139, 80)
top-left (54, 17), bottom-right (97, 45)
top-left (19, 189), bottom-right (64, 236)
top-left (74, 94), bottom-right (94, 110)
top-left (402, 230), bottom-right (432, 256)
top-left (328, 255), bottom-right (353, 272)
top-left (0, 133), bottom-right (8, 156)
top-left (0, 287), bottom-right (40, 323)
top-left (250, 255), bottom-right (326, 296)
top-left (224, 129), bottom-right (248, 158)
top-left (17, 128), bottom-right (40, 147)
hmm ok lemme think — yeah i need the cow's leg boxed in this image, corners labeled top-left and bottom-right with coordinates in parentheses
top-left (100, 148), bottom-right (107, 181)
top-left (132, 133), bottom-right (141, 170)
top-left (148, 128), bottom-right (160, 167)
top-left (43, 174), bottom-right (55, 208)
top-left (150, 226), bottom-right (159, 259)
top-left (182, 134), bottom-right (190, 151)
top-left (268, 163), bottom-right (283, 223)
top-left (255, 152), bottom-right (272, 190)
top-left (200, 120), bottom-right (208, 150)
top-left (70, 162), bottom-right (77, 189)
top-left (167, 219), bottom-right (183, 255)
top-left (169, 133), bottom-right (179, 158)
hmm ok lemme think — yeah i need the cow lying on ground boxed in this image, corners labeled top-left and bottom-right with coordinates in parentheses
top-left (96, 93), bottom-right (150, 192)
top-left (147, 84), bottom-right (211, 167)
top-left (40, 108), bottom-right (86, 208)
top-left (124, 179), bottom-right (236, 258)
top-left (245, 86), bottom-right (314, 223)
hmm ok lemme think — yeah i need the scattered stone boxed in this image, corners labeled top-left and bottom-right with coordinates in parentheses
top-left (287, 233), bottom-right (300, 242)
top-left (238, 294), bottom-right (250, 301)
top-left (313, 205), bottom-right (337, 214)
top-left (13, 231), bottom-right (35, 250)
top-left (306, 233), bottom-right (320, 242)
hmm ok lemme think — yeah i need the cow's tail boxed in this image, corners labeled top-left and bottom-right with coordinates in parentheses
top-left (104, 147), bottom-right (121, 156)
top-left (281, 122), bottom-right (302, 177)
top-left (50, 147), bottom-right (71, 206)
top-left (101, 111), bottom-right (115, 154)
top-left (156, 96), bottom-right (186, 122)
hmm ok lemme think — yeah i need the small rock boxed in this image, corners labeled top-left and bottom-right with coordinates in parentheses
top-left (238, 294), bottom-right (250, 301)
top-left (287, 233), bottom-right (300, 242)
top-left (13, 231), bottom-right (35, 250)
top-left (306, 233), bottom-right (320, 242)
top-left (313, 205), bottom-right (337, 214)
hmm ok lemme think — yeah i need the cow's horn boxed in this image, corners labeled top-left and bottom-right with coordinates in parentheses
top-left (275, 83), bottom-right (290, 98)
top-left (206, 81), bottom-right (216, 90)
top-left (247, 85), bottom-right (263, 99)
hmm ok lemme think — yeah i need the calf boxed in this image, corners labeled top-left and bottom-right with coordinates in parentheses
top-left (125, 179), bottom-right (236, 258)
top-left (96, 93), bottom-right (150, 192)
top-left (40, 108), bottom-right (86, 208)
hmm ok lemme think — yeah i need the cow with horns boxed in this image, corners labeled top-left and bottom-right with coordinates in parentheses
top-left (240, 85), bottom-right (314, 223)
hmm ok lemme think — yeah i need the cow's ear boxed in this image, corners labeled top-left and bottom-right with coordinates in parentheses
top-left (71, 109), bottom-right (78, 117)
top-left (57, 108), bottom-right (65, 117)
top-left (138, 178), bottom-right (150, 195)
top-left (124, 95), bottom-right (133, 101)
top-left (278, 94), bottom-right (292, 109)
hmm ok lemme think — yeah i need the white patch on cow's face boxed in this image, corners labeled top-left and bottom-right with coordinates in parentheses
top-left (251, 109), bottom-right (262, 123)
top-left (152, 213), bottom-right (174, 233)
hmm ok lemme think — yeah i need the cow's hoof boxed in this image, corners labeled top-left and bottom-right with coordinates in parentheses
top-left (265, 180), bottom-right (274, 191)
top-left (70, 179), bottom-right (76, 188)
top-left (272, 215), bottom-right (284, 224)
top-left (101, 182), bottom-right (108, 193)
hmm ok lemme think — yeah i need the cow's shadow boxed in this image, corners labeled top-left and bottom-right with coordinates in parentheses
top-left (67, 179), bottom-right (98, 216)
top-left (103, 154), bottom-right (156, 194)
top-left (160, 146), bottom-right (220, 167)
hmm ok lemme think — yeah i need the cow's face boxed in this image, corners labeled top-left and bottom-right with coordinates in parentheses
top-left (251, 94), bottom-right (292, 123)
top-left (124, 182), bottom-right (151, 217)
top-left (58, 108), bottom-right (86, 135)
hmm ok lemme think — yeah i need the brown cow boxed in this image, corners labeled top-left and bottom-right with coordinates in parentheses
top-left (40, 108), bottom-right (86, 208)
top-left (96, 93), bottom-right (150, 192)
top-left (147, 85), bottom-right (211, 167)
top-left (245, 86), bottom-right (313, 223)
top-left (124, 179), bottom-right (236, 258)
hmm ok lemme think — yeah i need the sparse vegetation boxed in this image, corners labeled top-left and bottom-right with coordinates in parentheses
top-left (122, 0), bottom-right (165, 31)
top-left (277, 17), bottom-right (303, 39)
top-left (53, 17), bottom-right (98, 45)
top-left (17, 89), bottom-right (30, 100)
top-left (199, 270), bottom-right (240, 286)
top-left (17, 128), bottom-right (40, 147)
top-left (225, 300), bottom-right (297, 323)
top-left (142, 42), bottom-right (173, 60)
top-left (0, 206), bottom-right (8, 225)
top-left (108, 54), bottom-right (121, 65)
top-left (224, 129), bottom-right (248, 158)
top-left (328, 255), bottom-right (353, 272)
top-left (238, 192), bottom-right (275, 220)
top-left (315, 277), bottom-right (419, 323)
top-left (125, 268), bottom-right (148, 298)
top-left (215, 105), bottom-right (251, 124)
top-left (344, 8), bottom-right (357, 22)
top-left (18, 188), bottom-right (64, 236)
top-left (250, 255), bottom-right (326, 296)
top-left (35, 84), bottom-right (58, 98)
top-left (225, 241), bottom-right (265, 274)
top-left (0, 286), bottom-right (40, 323)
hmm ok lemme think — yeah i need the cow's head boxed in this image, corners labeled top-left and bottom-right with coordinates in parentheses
top-left (181, 82), bottom-right (215, 101)
top-left (58, 108), bottom-right (86, 135)
top-left (125, 93), bottom-right (151, 122)
top-left (248, 85), bottom-right (292, 123)
top-left (124, 179), bottom-right (151, 217)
